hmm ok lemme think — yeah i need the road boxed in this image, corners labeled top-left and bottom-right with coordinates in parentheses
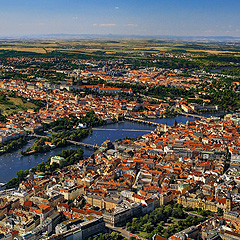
top-left (184, 211), bottom-right (203, 218)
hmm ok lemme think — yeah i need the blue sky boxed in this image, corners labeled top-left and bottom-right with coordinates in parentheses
top-left (0, 0), bottom-right (239, 36)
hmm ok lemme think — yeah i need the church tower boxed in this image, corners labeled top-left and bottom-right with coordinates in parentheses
top-left (225, 192), bottom-right (232, 211)
top-left (75, 95), bottom-right (79, 104)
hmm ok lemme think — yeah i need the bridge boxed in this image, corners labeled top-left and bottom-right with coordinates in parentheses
top-left (92, 128), bottom-right (152, 132)
top-left (180, 113), bottom-right (203, 118)
top-left (66, 140), bottom-right (99, 150)
top-left (124, 117), bottom-right (162, 126)
top-left (29, 134), bottom-right (99, 150)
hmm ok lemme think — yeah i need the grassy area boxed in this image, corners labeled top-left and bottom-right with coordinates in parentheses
top-left (0, 97), bottom-right (36, 115)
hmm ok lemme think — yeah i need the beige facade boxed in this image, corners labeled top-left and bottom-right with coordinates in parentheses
top-left (178, 196), bottom-right (232, 212)
top-left (60, 186), bottom-right (83, 200)
top-left (86, 195), bottom-right (119, 210)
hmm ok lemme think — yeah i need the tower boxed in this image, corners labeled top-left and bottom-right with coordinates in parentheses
top-left (164, 121), bottom-right (168, 132)
top-left (174, 119), bottom-right (177, 127)
top-left (28, 168), bottom-right (34, 181)
top-left (225, 192), bottom-right (232, 211)
top-left (75, 95), bottom-right (79, 104)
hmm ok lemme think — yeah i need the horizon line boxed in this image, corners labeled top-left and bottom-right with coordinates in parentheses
top-left (0, 33), bottom-right (240, 42)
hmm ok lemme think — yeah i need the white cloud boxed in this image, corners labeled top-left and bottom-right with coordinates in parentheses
top-left (92, 23), bottom-right (116, 27)
top-left (127, 24), bottom-right (138, 27)
top-left (115, 6), bottom-right (119, 9)
top-left (204, 30), bottom-right (214, 34)
top-left (99, 23), bottom-right (116, 27)
top-left (72, 17), bottom-right (78, 20)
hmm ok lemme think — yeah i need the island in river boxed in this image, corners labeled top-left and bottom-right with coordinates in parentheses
top-left (0, 113), bottom-right (224, 183)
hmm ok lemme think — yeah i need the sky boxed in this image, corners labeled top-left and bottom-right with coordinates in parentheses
top-left (0, 0), bottom-right (239, 37)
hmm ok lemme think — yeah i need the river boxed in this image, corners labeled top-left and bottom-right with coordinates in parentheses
top-left (0, 113), bottom-right (224, 183)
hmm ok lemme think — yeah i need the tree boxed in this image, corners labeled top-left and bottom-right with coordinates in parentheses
top-left (155, 224), bottom-right (164, 234)
top-left (37, 162), bottom-right (46, 172)
top-left (26, 147), bottom-right (31, 152)
top-left (109, 232), bottom-right (123, 240)
top-left (16, 170), bottom-right (29, 181)
top-left (89, 232), bottom-right (124, 240)
top-left (5, 177), bottom-right (18, 189)
top-left (217, 208), bottom-right (224, 216)
top-left (142, 222), bottom-right (154, 233)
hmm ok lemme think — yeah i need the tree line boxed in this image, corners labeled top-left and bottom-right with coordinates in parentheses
top-left (127, 203), bottom-right (206, 239)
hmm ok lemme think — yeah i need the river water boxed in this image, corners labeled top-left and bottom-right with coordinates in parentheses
top-left (0, 113), bottom-right (224, 183)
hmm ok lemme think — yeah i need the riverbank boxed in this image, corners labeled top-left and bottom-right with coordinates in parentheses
top-left (0, 120), bottom-right (155, 182)
top-left (0, 113), bottom-right (227, 183)
top-left (5, 148), bottom-right (84, 189)
top-left (0, 110), bottom-right (225, 156)
top-left (0, 136), bottom-right (31, 156)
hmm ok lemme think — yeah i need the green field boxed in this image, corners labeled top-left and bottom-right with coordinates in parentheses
top-left (0, 39), bottom-right (240, 57)
top-left (0, 97), bottom-right (36, 115)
